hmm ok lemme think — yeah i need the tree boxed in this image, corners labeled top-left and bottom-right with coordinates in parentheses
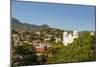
top-left (46, 32), bottom-right (96, 64)
top-left (12, 43), bottom-right (38, 66)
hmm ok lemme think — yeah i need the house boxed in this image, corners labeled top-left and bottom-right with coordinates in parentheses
top-left (55, 37), bottom-right (62, 43)
top-left (32, 40), bottom-right (51, 56)
top-left (90, 32), bottom-right (95, 35)
top-left (35, 45), bottom-right (47, 53)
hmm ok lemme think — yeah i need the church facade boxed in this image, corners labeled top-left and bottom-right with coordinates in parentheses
top-left (63, 30), bottom-right (78, 46)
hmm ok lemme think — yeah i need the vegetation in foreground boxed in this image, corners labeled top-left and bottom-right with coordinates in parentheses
top-left (47, 32), bottom-right (96, 64)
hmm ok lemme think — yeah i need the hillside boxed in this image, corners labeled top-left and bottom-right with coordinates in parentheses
top-left (11, 17), bottom-right (50, 32)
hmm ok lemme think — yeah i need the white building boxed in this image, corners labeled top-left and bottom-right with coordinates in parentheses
top-left (90, 32), bottom-right (95, 35)
top-left (63, 30), bottom-right (78, 46)
top-left (55, 37), bottom-right (62, 43)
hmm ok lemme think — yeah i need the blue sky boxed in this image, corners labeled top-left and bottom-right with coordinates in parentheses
top-left (12, 1), bottom-right (96, 31)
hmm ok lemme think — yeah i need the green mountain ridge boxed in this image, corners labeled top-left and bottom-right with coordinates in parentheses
top-left (11, 17), bottom-right (50, 32)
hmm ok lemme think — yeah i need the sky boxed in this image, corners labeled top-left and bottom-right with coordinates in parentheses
top-left (12, 1), bottom-right (96, 31)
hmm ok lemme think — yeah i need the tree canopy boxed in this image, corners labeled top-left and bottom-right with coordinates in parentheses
top-left (12, 43), bottom-right (38, 66)
top-left (47, 32), bottom-right (96, 64)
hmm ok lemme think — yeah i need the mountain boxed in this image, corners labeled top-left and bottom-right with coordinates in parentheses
top-left (11, 17), bottom-right (50, 32)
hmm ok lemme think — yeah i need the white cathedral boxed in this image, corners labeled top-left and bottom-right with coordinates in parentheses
top-left (63, 30), bottom-right (78, 46)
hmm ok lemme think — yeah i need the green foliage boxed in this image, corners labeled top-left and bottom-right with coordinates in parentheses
top-left (12, 43), bottom-right (38, 66)
top-left (15, 44), bottom-right (35, 55)
top-left (47, 32), bottom-right (96, 64)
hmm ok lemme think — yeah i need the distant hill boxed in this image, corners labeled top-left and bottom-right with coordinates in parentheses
top-left (11, 17), bottom-right (50, 32)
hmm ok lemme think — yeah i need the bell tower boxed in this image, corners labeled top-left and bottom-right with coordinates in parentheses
top-left (63, 31), bottom-right (68, 46)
